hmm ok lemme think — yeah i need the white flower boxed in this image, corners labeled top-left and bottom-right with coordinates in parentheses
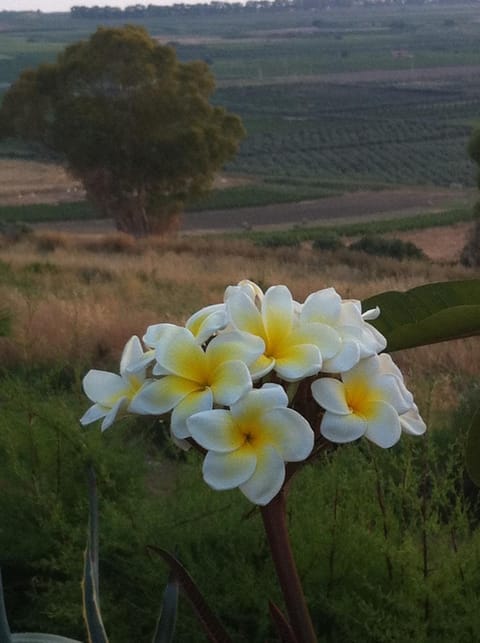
top-left (187, 384), bottom-right (314, 505)
top-left (129, 326), bottom-right (264, 439)
top-left (311, 354), bottom-right (416, 448)
top-left (80, 336), bottom-right (147, 431)
top-left (226, 284), bottom-right (340, 381)
top-left (301, 288), bottom-right (387, 373)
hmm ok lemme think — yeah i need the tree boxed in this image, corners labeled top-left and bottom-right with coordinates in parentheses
top-left (0, 26), bottom-right (245, 236)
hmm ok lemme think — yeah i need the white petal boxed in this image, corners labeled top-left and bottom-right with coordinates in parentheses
top-left (311, 378), bottom-right (350, 414)
top-left (143, 323), bottom-right (180, 349)
top-left (120, 336), bottom-right (145, 376)
top-left (203, 449), bottom-right (257, 490)
top-left (260, 408), bottom-right (314, 461)
top-left (188, 409), bottom-right (243, 452)
top-left (101, 397), bottom-right (128, 431)
top-left (296, 322), bottom-right (341, 360)
top-left (209, 360), bottom-right (252, 406)
top-left (262, 286), bottom-right (294, 349)
top-left (129, 376), bottom-right (201, 415)
top-left (82, 370), bottom-right (126, 405)
top-left (80, 403), bottom-right (108, 426)
top-left (239, 445), bottom-right (285, 506)
top-left (206, 330), bottom-right (264, 369)
top-left (274, 343), bottom-right (322, 381)
top-left (186, 304), bottom-right (227, 344)
top-left (364, 400), bottom-right (401, 448)
top-left (322, 340), bottom-right (360, 374)
top-left (301, 288), bottom-right (341, 325)
top-left (170, 389), bottom-right (213, 439)
top-left (400, 405), bottom-right (426, 436)
top-left (227, 290), bottom-right (265, 337)
top-left (370, 373), bottom-right (413, 414)
top-left (230, 384), bottom-right (288, 425)
top-left (342, 355), bottom-right (380, 385)
top-left (320, 411), bottom-right (366, 443)
top-left (127, 348), bottom-right (156, 373)
top-left (154, 326), bottom-right (206, 381)
top-left (362, 306), bottom-right (381, 321)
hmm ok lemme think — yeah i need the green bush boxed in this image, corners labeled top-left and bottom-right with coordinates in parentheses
top-left (349, 235), bottom-right (426, 260)
top-left (312, 233), bottom-right (343, 252)
top-left (2, 369), bottom-right (480, 642)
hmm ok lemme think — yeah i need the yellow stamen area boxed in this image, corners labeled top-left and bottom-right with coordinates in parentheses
top-left (237, 424), bottom-right (268, 453)
top-left (345, 379), bottom-right (377, 417)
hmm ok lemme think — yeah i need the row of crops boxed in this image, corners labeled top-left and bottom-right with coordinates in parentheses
top-left (216, 79), bottom-right (480, 187)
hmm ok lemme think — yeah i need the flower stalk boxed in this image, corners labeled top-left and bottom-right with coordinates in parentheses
top-left (260, 489), bottom-right (317, 643)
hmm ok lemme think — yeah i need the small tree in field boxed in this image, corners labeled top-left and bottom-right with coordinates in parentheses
top-left (0, 26), bottom-right (245, 236)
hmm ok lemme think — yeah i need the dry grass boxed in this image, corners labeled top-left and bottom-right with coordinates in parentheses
top-left (0, 231), bottom-right (478, 384)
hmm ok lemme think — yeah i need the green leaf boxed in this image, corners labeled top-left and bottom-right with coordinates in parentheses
top-left (465, 407), bottom-right (480, 487)
top-left (82, 467), bottom-right (109, 643)
top-left (0, 569), bottom-right (12, 643)
top-left (362, 279), bottom-right (480, 352)
top-left (12, 635), bottom-right (82, 642)
top-left (152, 569), bottom-right (179, 643)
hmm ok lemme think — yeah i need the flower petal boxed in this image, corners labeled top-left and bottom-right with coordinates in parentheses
top-left (80, 403), bottom-right (108, 426)
top-left (311, 378), bottom-right (350, 414)
top-left (227, 290), bottom-right (265, 337)
top-left (295, 322), bottom-right (341, 360)
top-left (171, 388), bottom-right (213, 439)
top-left (239, 445), bottom-right (285, 505)
top-left (363, 400), bottom-right (401, 448)
top-left (154, 326), bottom-right (206, 382)
top-left (230, 384), bottom-right (288, 426)
top-left (186, 304), bottom-right (227, 344)
top-left (206, 331), bottom-right (265, 370)
top-left (203, 449), bottom-right (257, 490)
top-left (120, 336), bottom-right (145, 376)
top-left (400, 405), bottom-right (426, 436)
top-left (301, 288), bottom-right (341, 325)
top-left (101, 396), bottom-right (129, 431)
top-left (82, 370), bottom-right (126, 405)
top-left (260, 407), bottom-right (314, 461)
top-left (143, 323), bottom-right (180, 349)
top-left (129, 376), bottom-right (201, 415)
top-left (322, 340), bottom-right (360, 374)
top-left (320, 411), bottom-right (367, 443)
top-left (188, 409), bottom-right (243, 452)
top-left (209, 360), bottom-right (252, 406)
top-left (275, 343), bottom-right (322, 381)
top-left (262, 285), bottom-right (293, 350)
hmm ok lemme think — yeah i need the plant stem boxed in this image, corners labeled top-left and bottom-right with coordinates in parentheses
top-left (260, 490), bottom-right (317, 643)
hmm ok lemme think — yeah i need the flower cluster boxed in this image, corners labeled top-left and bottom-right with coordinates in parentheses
top-left (81, 281), bottom-right (425, 505)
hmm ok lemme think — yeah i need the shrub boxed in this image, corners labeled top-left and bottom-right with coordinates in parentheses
top-left (349, 235), bottom-right (426, 260)
top-left (460, 217), bottom-right (480, 268)
top-left (312, 233), bottom-right (343, 251)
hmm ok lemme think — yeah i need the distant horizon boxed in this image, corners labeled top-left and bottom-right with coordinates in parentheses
top-left (0, 0), bottom-right (233, 13)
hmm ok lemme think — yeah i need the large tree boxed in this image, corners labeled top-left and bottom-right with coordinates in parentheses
top-left (0, 26), bottom-right (245, 236)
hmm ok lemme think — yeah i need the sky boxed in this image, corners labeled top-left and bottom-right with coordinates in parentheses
top-left (0, 0), bottom-right (206, 13)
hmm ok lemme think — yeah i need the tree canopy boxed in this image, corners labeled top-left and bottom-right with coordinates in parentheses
top-left (0, 26), bottom-right (245, 235)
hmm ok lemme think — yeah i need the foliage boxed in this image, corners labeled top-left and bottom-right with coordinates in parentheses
top-left (349, 235), bottom-right (426, 260)
top-left (2, 369), bottom-right (480, 641)
top-left (460, 207), bottom-right (480, 268)
top-left (0, 26), bottom-right (244, 236)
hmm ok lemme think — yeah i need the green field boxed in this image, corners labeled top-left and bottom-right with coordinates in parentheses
top-left (0, 4), bottom-right (479, 208)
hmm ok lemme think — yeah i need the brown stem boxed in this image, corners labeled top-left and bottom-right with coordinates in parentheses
top-left (260, 489), bottom-right (317, 643)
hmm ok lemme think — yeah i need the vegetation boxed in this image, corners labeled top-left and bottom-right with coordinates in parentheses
top-left (0, 231), bottom-right (478, 641)
top-left (349, 235), bottom-right (426, 260)
top-left (0, 26), bottom-right (244, 236)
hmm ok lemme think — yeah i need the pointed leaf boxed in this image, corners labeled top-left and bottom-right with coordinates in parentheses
top-left (152, 570), bottom-right (179, 643)
top-left (363, 279), bottom-right (480, 352)
top-left (466, 407), bottom-right (480, 487)
top-left (0, 569), bottom-right (12, 643)
top-left (148, 547), bottom-right (232, 643)
top-left (268, 601), bottom-right (298, 643)
top-left (82, 467), bottom-right (109, 643)
top-left (12, 635), bottom-right (82, 643)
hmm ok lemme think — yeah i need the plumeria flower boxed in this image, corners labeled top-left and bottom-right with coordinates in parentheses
top-left (187, 383), bottom-right (314, 505)
top-left (311, 354), bottom-right (416, 448)
top-left (226, 284), bottom-right (340, 381)
top-left (80, 336), bottom-right (147, 431)
top-left (129, 326), bottom-right (265, 439)
top-left (301, 288), bottom-right (387, 373)
top-left (225, 279), bottom-right (265, 308)
top-left (185, 303), bottom-right (228, 345)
